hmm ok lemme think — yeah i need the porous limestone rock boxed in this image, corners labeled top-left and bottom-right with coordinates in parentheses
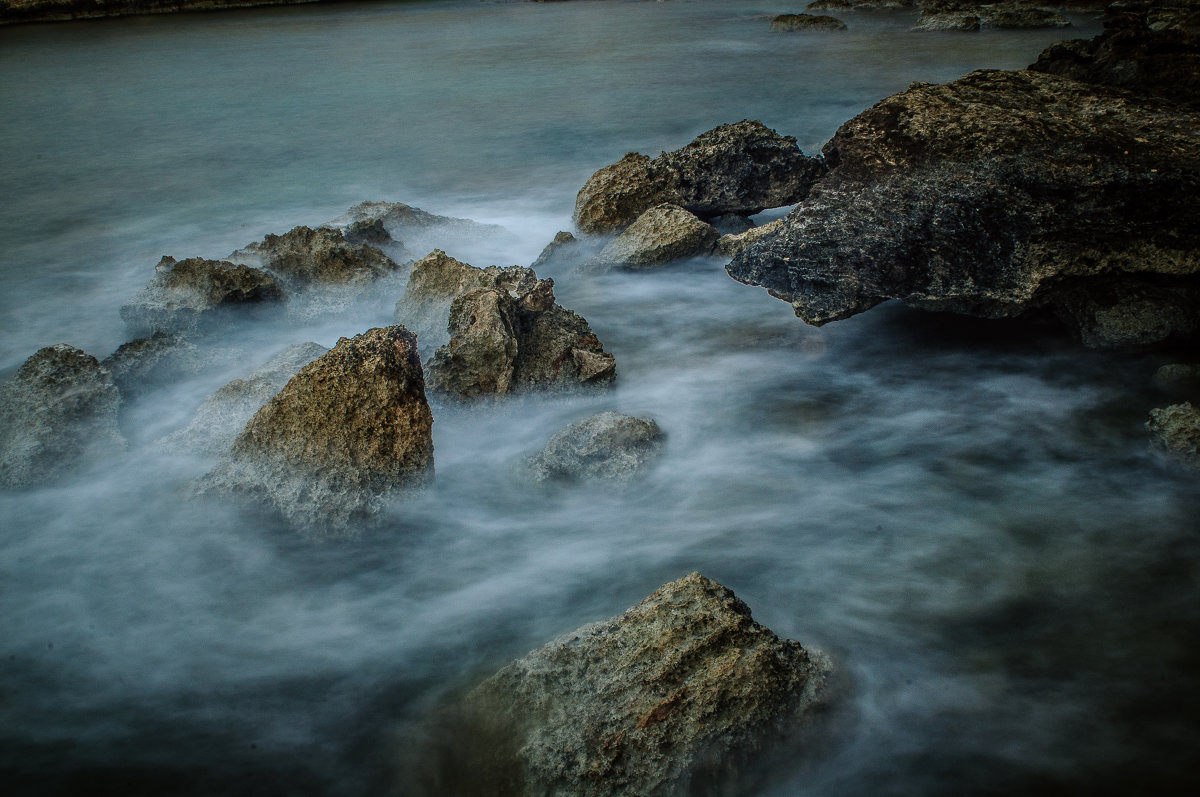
top-left (120, 256), bottom-right (284, 336)
top-left (589, 204), bottom-right (720, 269)
top-left (0, 345), bottom-right (124, 488)
top-left (523, 411), bottom-right (666, 483)
top-left (715, 218), bottom-right (785, 258)
top-left (771, 13), bottom-right (848, 31)
top-left (1147, 402), bottom-right (1200, 472)
top-left (230, 225), bottom-right (400, 287)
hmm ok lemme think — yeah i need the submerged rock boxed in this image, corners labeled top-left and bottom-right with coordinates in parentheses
top-left (771, 13), bottom-right (848, 31)
top-left (324, 200), bottom-right (512, 258)
top-left (201, 327), bottom-right (433, 534)
top-left (430, 572), bottom-right (834, 796)
top-left (0, 345), bottom-right (124, 489)
top-left (726, 69), bottom-right (1200, 346)
top-left (1147, 402), bottom-right (1200, 473)
top-left (101, 332), bottom-right (198, 399)
top-left (120, 256), bottom-right (284, 336)
top-left (574, 120), bottom-right (826, 234)
top-left (589, 204), bottom-right (720, 269)
top-left (230, 225), bottom-right (400, 287)
top-left (530, 230), bottom-right (583, 270)
top-left (523, 411), bottom-right (666, 483)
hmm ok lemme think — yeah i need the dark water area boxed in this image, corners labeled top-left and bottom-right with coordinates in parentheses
top-left (3, 2), bottom-right (1200, 795)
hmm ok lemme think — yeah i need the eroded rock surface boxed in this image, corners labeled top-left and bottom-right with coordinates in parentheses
top-left (230, 225), bottom-right (400, 287)
top-left (0, 345), bottom-right (124, 489)
top-left (120, 256), bottom-right (284, 336)
top-left (588, 204), bottom-right (719, 269)
top-left (1147, 402), bottom-right (1200, 472)
top-left (428, 572), bottom-right (834, 796)
top-left (523, 411), bottom-right (666, 483)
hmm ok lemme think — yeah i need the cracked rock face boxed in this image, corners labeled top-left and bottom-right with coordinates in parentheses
top-left (424, 572), bottom-right (834, 796)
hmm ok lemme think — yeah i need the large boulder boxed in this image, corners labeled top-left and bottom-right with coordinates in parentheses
top-left (0, 345), bottom-right (124, 489)
top-left (1147, 402), bottom-right (1200, 473)
top-left (201, 327), bottom-right (433, 534)
top-left (429, 573), bottom-right (834, 795)
top-left (229, 225), bottom-right (400, 287)
top-left (574, 120), bottom-right (827, 234)
top-left (726, 69), bottom-right (1200, 346)
top-left (588, 204), bottom-right (720, 269)
top-left (523, 411), bottom-right (666, 483)
top-left (120, 256), bottom-right (284, 336)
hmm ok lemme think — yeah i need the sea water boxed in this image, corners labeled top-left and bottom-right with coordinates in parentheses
top-left (3, 2), bottom-right (1198, 794)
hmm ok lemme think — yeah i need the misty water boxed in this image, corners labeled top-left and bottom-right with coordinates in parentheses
top-left (2, 1), bottom-right (1199, 794)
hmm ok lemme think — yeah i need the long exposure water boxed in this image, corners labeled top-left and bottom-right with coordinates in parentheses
top-left (3, 2), bottom-right (1199, 794)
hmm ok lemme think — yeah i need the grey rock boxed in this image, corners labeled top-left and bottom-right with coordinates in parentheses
top-left (1147, 402), bottom-right (1200, 473)
top-left (708, 213), bottom-right (755, 236)
top-left (101, 332), bottom-right (198, 399)
top-left (325, 200), bottom-right (512, 258)
top-left (771, 13), bottom-right (848, 31)
top-left (530, 230), bottom-right (582, 270)
top-left (589, 204), bottom-right (719, 270)
top-left (120, 256), bottom-right (284, 336)
top-left (0, 345), bottom-right (124, 489)
top-left (523, 411), bottom-right (665, 483)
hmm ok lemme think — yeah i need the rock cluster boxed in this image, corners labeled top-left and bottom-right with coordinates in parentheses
top-left (120, 256), bottom-right (284, 336)
top-left (523, 412), bottom-right (666, 483)
top-left (0, 345), bottom-right (124, 489)
top-left (429, 572), bottom-right (833, 796)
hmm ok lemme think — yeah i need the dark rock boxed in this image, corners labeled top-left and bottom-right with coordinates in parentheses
top-left (1050, 277), bottom-right (1200, 348)
top-left (726, 69), bottom-right (1200, 345)
top-left (574, 120), bottom-right (827, 234)
top-left (523, 411), bottom-right (666, 483)
top-left (914, 2), bottom-right (1070, 31)
top-left (1147, 402), bottom-right (1200, 472)
top-left (806, 0), bottom-right (915, 9)
top-left (0, 345), bottom-right (124, 489)
top-left (431, 572), bottom-right (833, 796)
top-left (201, 327), bottom-right (433, 534)
top-left (424, 289), bottom-right (519, 398)
top-left (588, 204), bottom-right (720, 269)
top-left (1153, 363), bottom-right (1200, 391)
top-left (230, 225), bottom-right (400, 287)
top-left (120, 256), bottom-right (284, 336)
top-left (342, 217), bottom-right (392, 247)
top-left (530, 230), bottom-right (582, 269)
top-left (771, 13), bottom-right (848, 31)
top-left (101, 331), bottom-right (197, 399)
top-left (912, 9), bottom-right (981, 30)
top-left (708, 213), bottom-right (755, 236)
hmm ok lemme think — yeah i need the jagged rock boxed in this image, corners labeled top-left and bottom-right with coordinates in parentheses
top-left (530, 231), bottom-right (582, 269)
top-left (574, 120), bottom-right (827, 234)
top-left (523, 412), bottom-right (665, 483)
top-left (806, 0), bottom-right (914, 9)
top-left (0, 345), bottom-right (124, 489)
top-left (1147, 402), bottom-right (1200, 472)
top-left (120, 256), bottom-right (284, 336)
top-left (101, 332), bottom-right (198, 399)
top-left (158, 342), bottom-right (327, 457)
top-left (342, 217), bottom-right (392, 247)
top-left (230, 225), bottom-right (399, 287)
top-left (588, 204), bottom-right (720, 269)
top-left (424, 289), bottom-right (519, 398)
top-left (428, 572), bottom-right (834, 796)
top-left (771, 13), bottom-right (848, 31)
top-left (716, 218), bottom-right (785, 258)
top-left (726, 69), bottom-right (1200, 346)
top-left (200, 327), bottom-right (433, 534)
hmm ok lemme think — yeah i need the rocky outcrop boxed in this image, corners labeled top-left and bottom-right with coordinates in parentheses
top-left (523, 412), bottom-right (666, 483)
top-left (771, 13), bottom-right (848, 31)
top-left (588, 204), bottom-right (719, 269)
top-left (101, 332), bottom-right (197, 399)
top-left (159, 342), bottom-right (327, 457)
top-left (120, 256), bottom-right (284, 336)
top-left (428, 572), bottom-right (834, 796)
top-left (1147, 402), bottom-right (1200, 472)
top-left (201, 327), bottom-right (432, 534)
top-left (726, 69), bottom-right (1200, 346)
top-left (0, 345), bottom-right (124, 489)
top-left (230, 225), bottom-right (400, 287)
top-left (574, 120), bottom-right (827, 234)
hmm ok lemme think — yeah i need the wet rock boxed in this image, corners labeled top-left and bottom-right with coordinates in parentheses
top-left (230, 225), bottom-right (400, 287)
top-left (325, 200), bottom-right (512, 257)
top-left (772, 12), bottom-right (848, 31)
top-left (342, 217), bottom-right (392, 247)
top-left (120, 256), bottom-right (284, 336)
top-left (101, 332), bottom-right (198, 399)
top-left (530, 230), bottom-right (582, 270)
top-left (716, 218), bottom-right (785, 258)
top-left (424, 289), bottom-right (519, 399)
top-left (914, 2), bottom-right (1070, 31)
top-left (1153, 363), bottom-right (1200, 392)
top-left (708, 213), bottom-right (755, 236)
top-left (806, 0), bottom-right (914, 9)
top-left (912, 9), bottom-right (981, 30)
top-left (432, 572), bottom-right (834, 796)
top-left (523, 411), bottom-right (665, 483)
top-left (159, 342), bottom-right (327, 457)
top-left (1050, 278), bottom-right (1200, 348)
top-left (726, 69), bottom-right (1200, 346)
top-left (0, 345), bottom-right (124, 489)
top-left (574, 120), bottom-right (827, 234)
top-left (201, 327), bottom-right (433, 534)
top-left (589, 204), bottom-right (720, 269)
top-left (1147, 402), bottom-right (1200, 472)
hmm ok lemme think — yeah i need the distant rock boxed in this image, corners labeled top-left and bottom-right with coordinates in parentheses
top-left (1153, 364), bottom-right (1200, 392)
top-left (530, 230), bottom-right (583, 270)
top-left (574, 120), bottom-right (827, 234)
top-left (1147, 402), bottom-right (1200, 473)
top-left (229, 225), bottom-right (400, 287)
top-left (914, 2), bottom-right (1070, 31)
top-left (159, 342), bottom-right (327, 457)
top-left (0, 345), bottom-right (124, 489)
top-left (200, 327), bottom-right (433, 534)
top-left (715, 218), bottom-right (785, 258)
top-left (771, 13), bottom-right (848, 31)
top-left (324, 200), bottom-right (513, 258)
top-left (101, 332), bottom-right (198, 399)
top-left (588, 204), bottom-right (719, 269)
top-left (120, 256), bottom-right (284, 336)
top-left (429, 572), bottom-right (834, 795)
top-left (806, 0), bottom-right (914, 9)
top-left (523, 411), bottom-right (666, 483)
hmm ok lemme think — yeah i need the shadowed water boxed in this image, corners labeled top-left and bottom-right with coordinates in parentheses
top-left (4, 2), bottom-right (1199, 795)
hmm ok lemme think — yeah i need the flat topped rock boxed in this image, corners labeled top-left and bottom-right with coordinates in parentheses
top-left (433, 572), bottom-right (834, 795)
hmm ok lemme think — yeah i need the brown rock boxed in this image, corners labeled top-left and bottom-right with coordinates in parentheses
top-left (589, 204), bottom-right (720, 269)
top-left (120, 256), bottom-right (284, 336)
top-left (231, 225), bottom-right (399, 287)
top-left (1147, 402), bottom-right (1200, 472)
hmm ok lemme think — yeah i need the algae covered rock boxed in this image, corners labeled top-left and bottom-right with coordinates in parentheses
top-left (120, 256), bottom-right (284, 336)
top-left (202, 327), bottom-right (433, 534)
top-left (1147, 402), bottom-right (1200, 473)
top-left (429, 572), bottom-right (834, 796)
top-left (0, 345), bottom-right (124, 489)
top-left (523, 411), bottom-right (666, 483)
top-left (589, 204), bottom-right (719, 269)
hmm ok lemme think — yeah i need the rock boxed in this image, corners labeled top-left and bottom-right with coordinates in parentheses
top-left (588, 204), bottom-right (720, 269)
top-left (431, 572), bottom-right (834, 796)
top-left (984, 5), bottom-right (1070, 29)
top-left (120, 256), bottom-right (284, 336)
top-left (771, 13), bottom-right (848, 31)
top-left (342, 217), bottom-right (393, 247)
top-left (912, 10), bottom-right (981, 30)
top-left (716, 218), bottom-right (785, 258)
top-left (230, 225), bottom-right (400, 287)
top-left (530, 230), bottom-right (582, 270)
top-left (708, 213), bottom-right (755, 236)
top-left (806, 0), bottom-right (914, 9)
top-left (159, 342), bottom-right (327, 457)
top-left (324, 200), bottom-right (512, 258)
top-left (1050, 277), bottom-right (1200, 348)
top-left (200, 327), bottom-right (433, 534)
top-left (1153, 363), bottom-right (1200, 391)
top-left (914, 2), bottom-right (1070, 31)
top-left (424, 289), bottom-right (519, 398)
top-left (574, 120), bottom-right (827, 234)
top-left (101, 332), bottom-right (197, 399)
top-left (0, 345), bottom-right (124, 489)
top-left (726, 69), bottom-right (1200, 346)
top-left (1147, 402), bottom-right (1200, 472)
top-left (523, 412), bottom-right (666, 483)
